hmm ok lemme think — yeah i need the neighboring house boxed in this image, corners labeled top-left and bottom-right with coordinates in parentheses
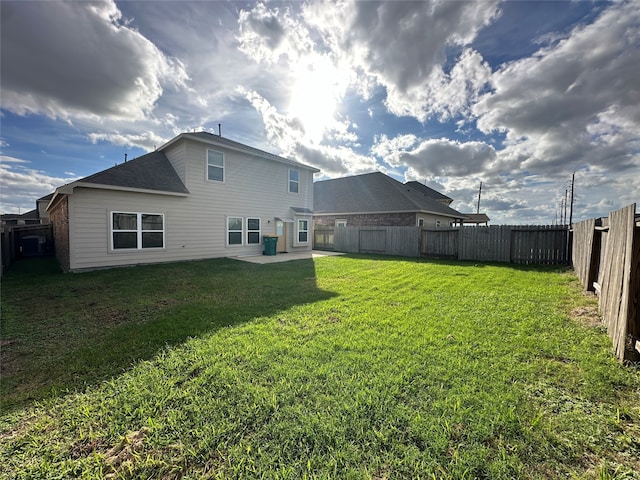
top-left (455, 213), bottom-right (490, 226)
top-left (1, 210), bottom-right (40, 226)
top-left (47, 132), bottom-right (319, 272)
top-left (313, 172), bottom-right (465, 228)
top-left (36, 193), bottom-right (53, 224)
top-left (1, 193), bottom-right (53, 226)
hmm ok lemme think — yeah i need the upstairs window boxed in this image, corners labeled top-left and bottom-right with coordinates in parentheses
top-left (112, 212), bottom-right (164, 250)
top-left (247, 218), bottom-right (261, 244)
top-left (289, 168), bottom-right (299, 193)
top-left (207, 150), bottom-right (224, 182)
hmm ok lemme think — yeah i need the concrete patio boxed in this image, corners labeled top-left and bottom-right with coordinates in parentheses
top-left (233, 250), bottom-right (344, 264)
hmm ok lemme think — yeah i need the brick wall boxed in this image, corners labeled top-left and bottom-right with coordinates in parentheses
top-left (49, 196), bottom-right (70, 271)
top-left (314, 212), bottom-right (417, 227)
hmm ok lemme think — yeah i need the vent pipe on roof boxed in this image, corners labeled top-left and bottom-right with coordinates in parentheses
top-left (124, 153), bottom-right (128, 163)
top-left (218, 123), bottom-right (222, 137)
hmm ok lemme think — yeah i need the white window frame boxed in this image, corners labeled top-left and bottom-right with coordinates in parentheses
top-left (288, 168), bottom-right (299, 194)
top-left (296, 218), bottom-right (309, 245)
top-left (435, 219), bottom-right (441, 227)
top-left (207, 149), bottom-right (225, 182)
top-left (110, 212), bottom-right (165, 251)
top-left (335, 219), bottom-right (347, 227)
top-left (417, 218), bottom-right (425, 227)
top-left (246, 217), bottom-right (261, 245)
top-left (227, 216), bottom-right (243, 246)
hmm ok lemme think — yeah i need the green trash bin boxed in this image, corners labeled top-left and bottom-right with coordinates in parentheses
top-left (263, 235), bottom-right (278, 256)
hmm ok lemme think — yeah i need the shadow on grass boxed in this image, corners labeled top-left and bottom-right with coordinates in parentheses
top-left (1, 256), bottom-right (337, 413)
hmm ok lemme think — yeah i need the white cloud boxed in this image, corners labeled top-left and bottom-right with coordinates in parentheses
top-left (383, 48), bottom-right (492, 121)
top-left (238, 87), bottom-right (376, 176)
top-left (303, 0), bottom-right (500, 121)
top-left (87, 131), bottom-right (168, 151)
top-left (474, 1), bottom-right (640, 175)
top-left (0, 156), bottom-right (78, 213)
top-left (237, 2), bottom-right (313, 65)
top-left (370, 134), bottom-right (419, 159)
top-left (238, 1), bottom-right (500, 128)
top-left (372, 135), bottom-right (497, 176)
top-left (0, 0), bottom-right (190, 121)
top-left (237, 87), bottom-right (305, 154)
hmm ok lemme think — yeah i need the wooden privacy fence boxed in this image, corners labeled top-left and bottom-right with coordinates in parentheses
top-left (314, 225), bottom-right (570, 265)
top-left (424, 225), bottom-right (570, 264)
top-left (572, 203), bottom-right (640, 362)
top-left (315, 226), bottom-right (421, 257)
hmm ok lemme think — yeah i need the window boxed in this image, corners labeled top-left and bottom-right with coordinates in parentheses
top-left (335, 219), bottom-right (347, 227)
top-left (289, 169), bottom-right (299, 193)
top-left (418, 218), bottom-right (425, 227)
top-left (227, 217), bottom-right (242, 245)
top-left (112, 212), bottom-right (164, 250)
top-left (436, 219), bottom-right (441, 227)
top-left (297, 219), bottom-right (309, 243)
top-left (247, 218), bottom-right (261, 244)
top-left (207, 149), bottom-right (224, 182)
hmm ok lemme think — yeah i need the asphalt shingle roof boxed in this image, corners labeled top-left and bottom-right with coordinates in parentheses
top-left (79, 150), bottom-right (188, 194)
top-left (404, 181), bottom-right (452, 202)
top-left (314, 172), bottom-right (464, 218)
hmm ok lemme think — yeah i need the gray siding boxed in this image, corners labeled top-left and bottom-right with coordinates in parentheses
top-left (67, 138), bottom-right (315, 271)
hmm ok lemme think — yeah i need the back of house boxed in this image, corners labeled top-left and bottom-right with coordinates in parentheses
top-left (47, 132), bottom-right (319, 271)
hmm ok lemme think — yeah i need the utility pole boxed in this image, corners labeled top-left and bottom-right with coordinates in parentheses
top-left (569, 172), bottom-right (575, 227)
top-left (476, 181), bottom-right (482, 214)
top-left (564, 189), bottom-right (568, 226)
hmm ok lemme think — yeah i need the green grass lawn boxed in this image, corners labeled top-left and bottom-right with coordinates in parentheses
top-left (1, 255), bottom-right (639, 479)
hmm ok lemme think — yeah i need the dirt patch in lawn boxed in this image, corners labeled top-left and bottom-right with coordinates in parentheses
top-left (569, 294), bottom-right (602, 328)
top-left (103, 427), bottom-right (150, 479)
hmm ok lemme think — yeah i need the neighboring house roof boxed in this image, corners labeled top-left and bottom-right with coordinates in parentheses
top-left (37, 193), bottom-right (54, 202)
top-left (404, 181), bottom-right (453, 204)
top-left (314, 172), bottom-right (464, 219)
top-left (461, 213), bottom-right (490, 224)
top-left (165, 132), bottom-right (320, 173)
top-left (79, 150), bottom-right (189, 194)
top-left (1, 209), bottom-right (38, 221)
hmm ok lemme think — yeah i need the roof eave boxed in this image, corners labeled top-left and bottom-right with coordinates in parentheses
top-left (77, 182), bottom-right (190, 196)
top-left (50, 181), bottom-right (189, 200)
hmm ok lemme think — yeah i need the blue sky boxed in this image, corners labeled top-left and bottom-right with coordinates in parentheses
top-left (1, 0), bottom-right (638, 223)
